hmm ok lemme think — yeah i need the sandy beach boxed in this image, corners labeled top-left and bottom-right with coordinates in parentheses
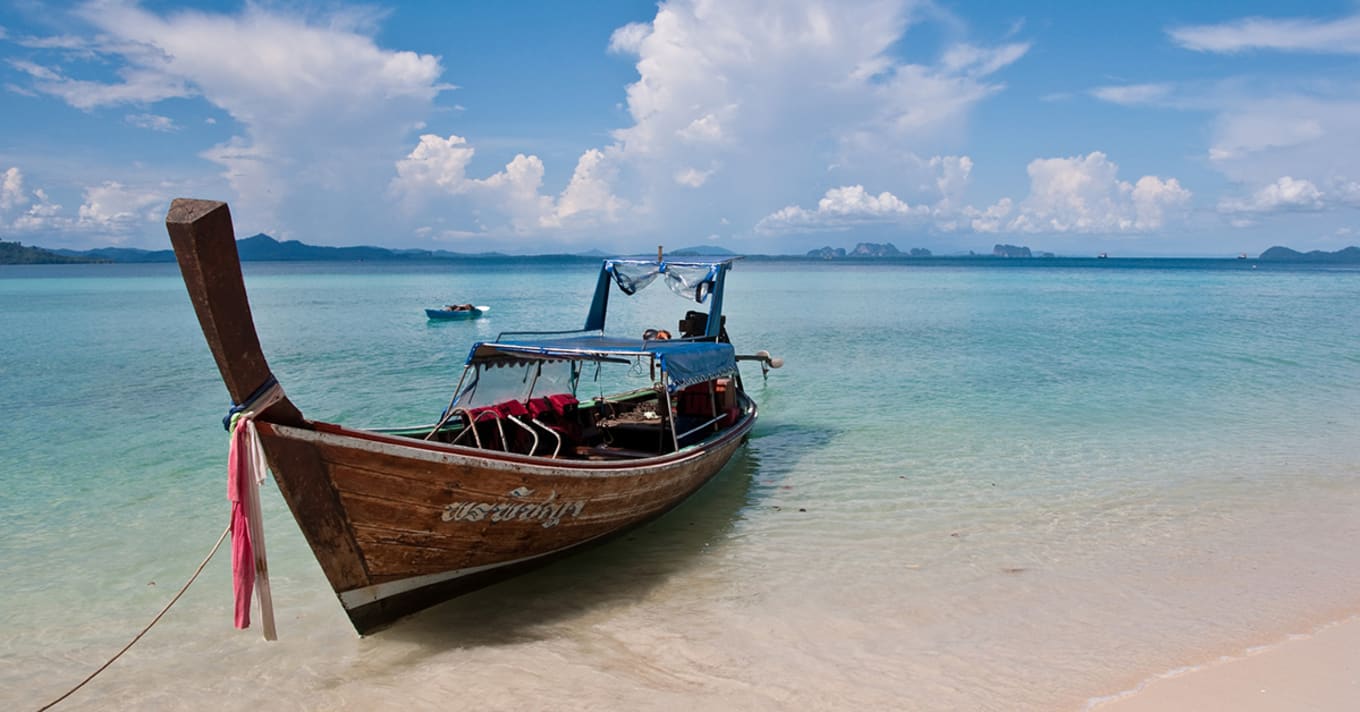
top-left (1093, 615), bottom-right (1360, 711)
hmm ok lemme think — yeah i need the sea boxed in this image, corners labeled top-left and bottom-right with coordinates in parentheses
top-left (3, 256), bottom-right (1358, 711)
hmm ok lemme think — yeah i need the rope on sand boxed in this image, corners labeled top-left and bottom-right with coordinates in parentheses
top-left (37, 524), bottom-right (231, 711)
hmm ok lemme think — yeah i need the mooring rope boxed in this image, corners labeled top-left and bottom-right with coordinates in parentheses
top-left (36, 524), bottom-right (231, 711)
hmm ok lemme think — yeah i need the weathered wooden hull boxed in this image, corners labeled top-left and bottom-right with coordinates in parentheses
top-left (256, 402), bottom-right (755, 634)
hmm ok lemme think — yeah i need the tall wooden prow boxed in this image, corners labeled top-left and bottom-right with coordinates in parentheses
top-left (165, 198), bottom-right (370, 617)
top-left (165, 199), bottom-right (303, 426)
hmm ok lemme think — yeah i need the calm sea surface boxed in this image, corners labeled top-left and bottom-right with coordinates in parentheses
top-left (3, 258), bottom-right (1359, 711)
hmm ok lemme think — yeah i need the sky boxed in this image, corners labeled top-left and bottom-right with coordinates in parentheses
top-left (2, 1), bottom-right (1359, 256)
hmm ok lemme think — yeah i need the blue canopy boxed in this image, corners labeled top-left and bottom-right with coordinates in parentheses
top-left (467, 335), bottom-right (737, 392)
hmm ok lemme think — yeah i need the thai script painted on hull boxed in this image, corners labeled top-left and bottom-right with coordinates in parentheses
top-left (441, 486), bottom-right (585, 529)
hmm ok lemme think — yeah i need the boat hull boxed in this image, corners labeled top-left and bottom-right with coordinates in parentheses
top-left (425, 307), bottom-right (486, 320)
top-left (256, 402), bottom-right (755, 634)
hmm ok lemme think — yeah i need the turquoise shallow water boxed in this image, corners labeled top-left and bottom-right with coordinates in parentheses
top-left (3, 258), bottom-right (1359, 710)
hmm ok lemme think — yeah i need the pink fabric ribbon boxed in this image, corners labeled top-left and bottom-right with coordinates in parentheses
top-left (227, 415), bottom-right (278, 640)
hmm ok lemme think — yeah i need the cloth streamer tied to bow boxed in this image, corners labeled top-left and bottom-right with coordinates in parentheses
top-left (226, 379), bottom-right (285, 641)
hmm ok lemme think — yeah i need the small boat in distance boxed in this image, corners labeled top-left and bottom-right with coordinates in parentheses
top-left (1097, 252), bottom-right (1109, 259)
top-left (426, 304), bottom-right (489, 320)
top-left (166, 199), bottom-right (780, 635)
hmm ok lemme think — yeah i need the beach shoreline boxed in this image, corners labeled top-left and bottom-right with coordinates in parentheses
top-left (1089, 612), bottom-right (1360, 711)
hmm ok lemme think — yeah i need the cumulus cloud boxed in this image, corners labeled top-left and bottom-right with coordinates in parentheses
top-left (1, 166), bottom-right (26, 212)
top-left (577, 0), bottom-right (1029, 236)
top-left (1094, 11), bottom-right (1360, 226)
top-left (1218, 175), bottom-right (1321, 214)
top-left (1003, 152), bottom-right (1190, 233)
top-left (607, 22), bottom-right (650, 55)
top-left (554, 149), bottom-right (628, 225)
top-left (1169, 14), bottom-right (1360, 55)
top-left (756, 184), bottom-right (930, 234)
top-left (391, 136), bottom-right (631, 235)
top-left (758, 152), bottom-right (1191, 236)
top-left (931, 155), bottom-right (973, 211)
top-left (391, 134), bottom-right (556, 232)
top-left (13, 0), bottom-right (1035, 248)
top-left (1191, 84), bottom-right (1360, 221)
top-left (389, 0), bottom-right (1032, 243)
top-left (77, 181), bottom-right (166, 236)
top-left (756, 155), bottom-right (968, 234)
top-left (15, 1), bottom-right (447, 242)
top-left (966, 197), bottom-right (1012, 233)
top-left (1, 167), bottom-right (75, 236)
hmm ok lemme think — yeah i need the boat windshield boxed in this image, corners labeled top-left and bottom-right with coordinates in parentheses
top-left (449, 360), bottom-right (579, 412)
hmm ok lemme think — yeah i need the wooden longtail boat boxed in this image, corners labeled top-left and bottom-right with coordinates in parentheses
top-left (167, 199), bottom-right (778, 635)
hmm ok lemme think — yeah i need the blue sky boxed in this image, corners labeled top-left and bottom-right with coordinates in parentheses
top-left (2, 1), bottom-right (1359, 256)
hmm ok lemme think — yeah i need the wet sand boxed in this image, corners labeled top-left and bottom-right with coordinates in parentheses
top-left (1093, 615), bottom-right (1360, 711)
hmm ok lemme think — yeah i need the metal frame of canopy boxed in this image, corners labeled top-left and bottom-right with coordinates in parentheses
top-left (430, 256), bottom-right (746, 453)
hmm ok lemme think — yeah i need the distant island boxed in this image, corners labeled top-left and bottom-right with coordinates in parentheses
top-left (6, 233), bottom-right (1359, 265)
top-left (0, 234), bottom-right (743, 265)
top-left (807, 242), bottom-right (931, 259)
top-left (1, 240), bottom-right (109, 264)
top-left (991, 243), bottom-right (1054, 258)
top-left (1258, 246), bottom-right (1360, 263)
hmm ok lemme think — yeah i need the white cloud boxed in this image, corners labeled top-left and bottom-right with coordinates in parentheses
top-left (1331, 178), bottom-right (1360, 207)
top-left (756, 184), bottom-right (931, 234)
top-left (391, 134), bottom-right (477, 196)
top-left (1169, 15), bottom-right (1360, 55)
top-left (755, 152), bottom-right (1193, 236)
top-left (1208, 111), bottom-right (1325, 162)
top-left (554, 149), bottom-right (628, 225)
top-left (391, 137), bottom-right (638, 234)
top-left (12, 189), bottom-right (66, 232)
top-left (77, 181), bottom-right (166, 236)
top-left (390, 134), bottom-right (561, 233)
top-left (1005, 152), bottom-right (1190, 233)
top-left (1, 166), bottom-right (26, 212)
top-left (584, 0), bottom-right (1027, 235)
top-left (939, 42), bottom-right (1031, 77)
top-left (1218, 176), bottom-right (1326, 214)
top-left (1090, 83), bottom-right (1172, 106)
top-left (608, 22), bottom-right (651, 55)
top-left (674, 167), bottom-right (714, 188)
top-left (1196, 90), bottom-right (1360, 219)
top-left (126, 113), bottom-right (178, 132)
top-left (677, 113), bottom-right (726, 143)
top-left (930, 155), bottom-right (972, 211)
top-left (8, 59), bottom-right (64, 82)
top-left (1156, 12), bottom-right (1360, 225)
top-left (29, 69), bottom-right (191, 110)
top-left (385, 0), bottom-right (1030, 243)
top-left (1130, 175), bottom-right (1193, 229)
top-left (13, 0), bottom-right (1036, 248)
top-left (15, 2), bottom-right (448, 243)
top-left (1, 168), bottom-right (74, 236)
top-left (967, 198), bottom-right (1013, 233)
